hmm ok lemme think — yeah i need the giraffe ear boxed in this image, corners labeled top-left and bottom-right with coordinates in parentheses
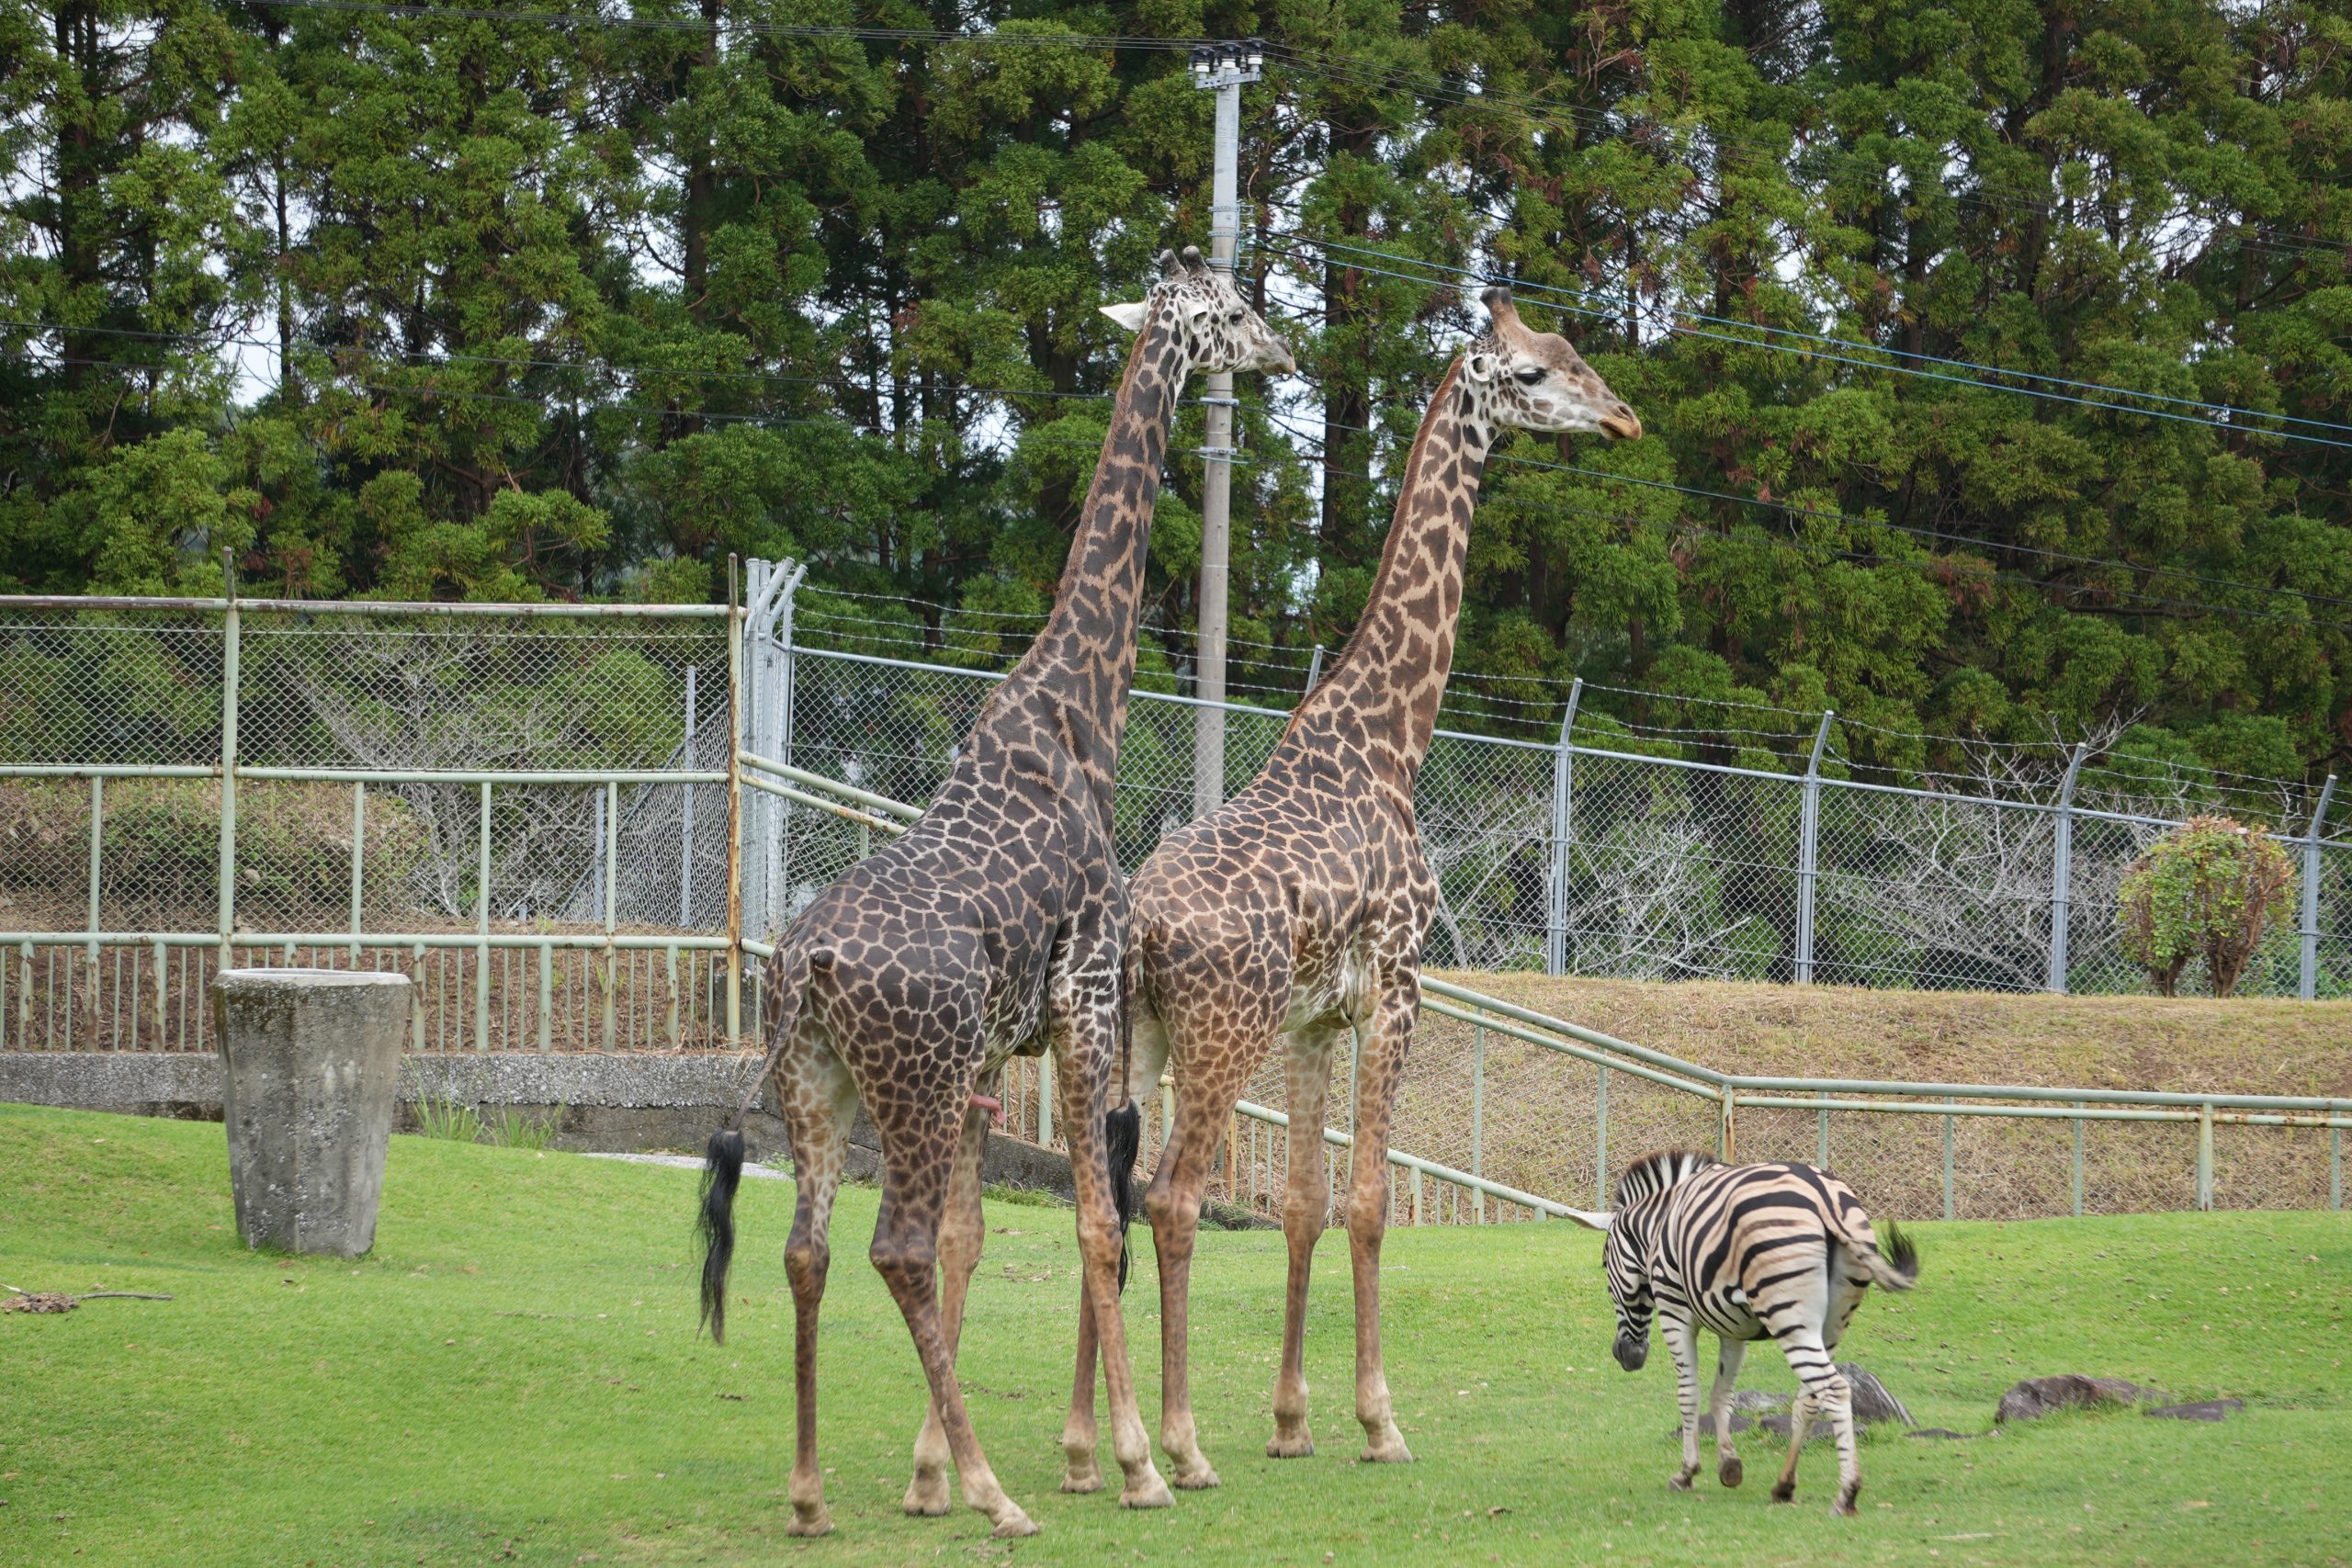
top-left (1561, 1207), bottom-right (1614, 1232)
top-left (1464, 350), bottom-right (1499, 384)
top-left (1098, 300), bottom-right (1151, 334)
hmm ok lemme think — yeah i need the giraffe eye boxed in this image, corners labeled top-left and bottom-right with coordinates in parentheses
top-left (1514, 366), bottom-right (1545, 384)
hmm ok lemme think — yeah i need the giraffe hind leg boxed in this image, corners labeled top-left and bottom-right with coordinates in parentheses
top-left (903, 1097), bottom-right (992, 1517)
top-left (775, 1036), bottom-right (857, 1538)
top-left (1269, 1019), bottom-right (1340, 1459)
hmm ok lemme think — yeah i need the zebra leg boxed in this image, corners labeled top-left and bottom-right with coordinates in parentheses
top-left (1771, 1389), bottom-right (1813, 1503)
top-left (1708, 1338), bottom-right (1747, 1487)
top-left (1664, 1315), bottom-right (1702, 1491)
top-left (1815, 1369), bottom-right (1860, 1515)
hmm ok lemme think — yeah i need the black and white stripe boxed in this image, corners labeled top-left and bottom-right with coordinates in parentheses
top-left (1568, 1151), bottom-right (1920, 1516)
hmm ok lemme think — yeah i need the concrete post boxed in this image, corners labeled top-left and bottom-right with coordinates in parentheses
top-left (212, 968), bottom-right (413, 1258)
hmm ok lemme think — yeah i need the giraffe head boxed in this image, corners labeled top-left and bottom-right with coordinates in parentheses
top-left (1461, 286), bottom-right (1642, 441)
top-left (1099, 247), bottom-right (1295, 377)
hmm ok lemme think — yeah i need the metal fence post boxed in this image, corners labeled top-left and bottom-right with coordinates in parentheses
top-left (681, 665), bottom-right (697, 928)
top-left (2197, 1100), bottom-right (2214, 1211)
top-left (771, 561), bottom-right (806, 926)
top-left (217, 554), bottom-right (241, 967)
top-left (1471, 1014), bottom-right (1487, 1223)
top-left (2301, 774), bottom-right (2337, 1001)
top-left (1545, 679), bottom-right (1583, 977)
top-left (1815, 1106), bottom-right (1829, 1168)
top-left (726, 556), bottom-right (745, 1048)
top-left (2072, 1101), bottom-right (2086, 1217)
top-left (2048, 742), bottom-right (2088, 993)
top-left (85, 776), bottom-right (103, 1048)
top-left (476, 782), bottom-right (492, 1051)
top-left (349, 783), bottom-right (366, 960)
top-left (1794, 711), bottom-right (1834, 984)
top-left (1304, 642), bottom-right (1325, 696)
top-left (603, 779), bottom-right (619, 1052)
top-left (1594, 1063), bottom-right (1608, 1209)
top-left (1718, 1084), bottom-right (1736, 1163)
top-left (1941, 1109), bottom-right (1956, 1220)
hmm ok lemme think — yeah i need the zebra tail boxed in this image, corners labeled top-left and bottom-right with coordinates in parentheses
top-left (1858, 1218), bottom-right (1921, 1291)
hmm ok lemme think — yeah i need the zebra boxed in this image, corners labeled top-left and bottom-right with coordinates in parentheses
top-left (1566, 1150), bottom-right (1920, 1515)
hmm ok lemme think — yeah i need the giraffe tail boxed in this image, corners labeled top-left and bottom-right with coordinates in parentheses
top-left (697, 938), bottom-right (830, 1343)
top-left (1104, 941), bottom-right (1143, 1292)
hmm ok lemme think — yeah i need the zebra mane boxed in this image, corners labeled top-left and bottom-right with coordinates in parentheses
top-left (1613, 1148), bottom-right (1719, 1209)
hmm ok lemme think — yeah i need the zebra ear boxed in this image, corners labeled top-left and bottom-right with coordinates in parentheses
top-left (1561, 1207), bottom-right (1613, 1232)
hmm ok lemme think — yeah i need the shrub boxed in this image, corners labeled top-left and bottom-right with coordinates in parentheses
top-left (2116, 815), bottom-right (2297, 997)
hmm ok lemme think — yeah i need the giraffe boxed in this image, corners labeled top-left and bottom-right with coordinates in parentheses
top-left (695, 246), bottom-right (1293, 1540)
top-left (1062, 287), bottom-right (1641, 1490)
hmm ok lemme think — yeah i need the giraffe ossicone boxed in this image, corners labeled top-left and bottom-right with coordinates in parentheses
top-left (695, 243), bottom-right (1290, 1540)
top-left (1064, 285), bottom-right (1640, 1490)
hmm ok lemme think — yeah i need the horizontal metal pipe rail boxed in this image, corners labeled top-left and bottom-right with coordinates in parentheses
top-left (0, 594), bottom-right (729, 617)
top-left (1, 930), bottom-right (729, 951)
top-left (1230, 1098), bottom-right (1567, 1217)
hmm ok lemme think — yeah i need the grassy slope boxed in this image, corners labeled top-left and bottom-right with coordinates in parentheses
top-left (4, 1104), bottom-right (2347, 1568)
top-left (1439, 972), bottom-right (2352, 1097)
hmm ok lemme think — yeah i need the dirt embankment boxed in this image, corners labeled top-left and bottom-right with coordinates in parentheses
top-left (1435, 972), bottom-right (2352, 1100)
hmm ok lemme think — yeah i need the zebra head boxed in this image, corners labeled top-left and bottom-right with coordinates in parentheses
top-left (1566, 1149), bottom-right (1720, 1373)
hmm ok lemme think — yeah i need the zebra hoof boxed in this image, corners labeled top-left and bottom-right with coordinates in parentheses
top-left (1668, 1472), bottom-right (1695, 1493)
top-left (1770, 1481), bottom-right (1796, 1504)
top-left (1719, 1456), bottom-right (1744, 1488)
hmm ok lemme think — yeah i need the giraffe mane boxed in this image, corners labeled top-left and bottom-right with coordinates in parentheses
top-left (1296, 354), bottom-right (1467, 710)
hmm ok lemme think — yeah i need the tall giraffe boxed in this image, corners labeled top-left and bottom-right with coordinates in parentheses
top-left (1063, 288), bottom-right (1640, 1489)
top-left (698, 248), bottom-right (1293, 1539)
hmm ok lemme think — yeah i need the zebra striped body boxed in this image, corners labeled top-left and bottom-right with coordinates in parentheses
top-left (1568, 1152), bottom-right (1919, 1516)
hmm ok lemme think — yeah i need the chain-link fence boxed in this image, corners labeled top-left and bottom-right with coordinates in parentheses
top-left (5, 579), bottom-right (2346, 1224)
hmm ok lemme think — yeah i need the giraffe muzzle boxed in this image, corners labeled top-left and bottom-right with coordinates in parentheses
top-left (1599, 410), bottom-right (1643, 441)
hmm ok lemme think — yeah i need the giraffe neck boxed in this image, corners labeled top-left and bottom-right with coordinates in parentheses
top-left (1293, 359), bottom-right (1491, 784)
top-left (988, 310), bottom-right (1189, 812)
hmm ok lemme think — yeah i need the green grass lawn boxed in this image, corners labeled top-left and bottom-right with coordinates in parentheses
top-left (4, 1103), bottom-right (2347, 1568)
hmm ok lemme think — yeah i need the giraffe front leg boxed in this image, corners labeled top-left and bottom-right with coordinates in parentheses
top-left (1269, 1020), bottom-right (1340, 1459)
top-left (1345, 991), bottom-right (1417, 1463)
top-left (1663, 1315), bottom-right (1702, 1492)
top-left (1708, 1337), bottom-right (1748, 1488)
top-left (903, 1098), bottom-right (990, 1517)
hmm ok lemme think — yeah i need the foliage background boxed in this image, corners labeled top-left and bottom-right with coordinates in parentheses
top-left (6, 0), bottom-right (2351, 785)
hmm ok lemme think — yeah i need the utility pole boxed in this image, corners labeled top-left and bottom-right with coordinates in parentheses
top-left (1187, 39), bottom-right (1263, 818)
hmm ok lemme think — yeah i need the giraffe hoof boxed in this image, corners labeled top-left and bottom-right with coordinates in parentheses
top-left (1719, 1456), bottom-right (1744, 1488)
top-left (1170, 1463), bottom-right (1222, 1491)
top-left (1358, 1439), bottom-right (1415, 1464)
top-left (786, 1506), bottom-right (832, 1538)
top-left (1770, 1481), bottom-right (1796, 1505)
top-left (1060, 1465), bottom-right (1103, 1495)
top-left (990, 1507), bottom-right (1040, 1539)
top-left (1120, 1474), bottom-right (1176, 1510)
top-left (1265, 1430), bottom-right (1316, 1460)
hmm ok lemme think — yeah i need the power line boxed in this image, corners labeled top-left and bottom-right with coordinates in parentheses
top-left (1261, 42), bottom-right (2352, 268)
top-left (1261, 410), bottom-right (2352, 636)
top-left (251, 0), bottom-right (1202, 51)
top-left (1260, 232), bottom-right (2352, 451)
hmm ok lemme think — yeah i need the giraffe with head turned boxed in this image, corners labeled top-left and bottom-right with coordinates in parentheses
top-left (1061, 287), bottom-right (1641, 1490)
top-left (696, 247), bottom-right (1293, 1540)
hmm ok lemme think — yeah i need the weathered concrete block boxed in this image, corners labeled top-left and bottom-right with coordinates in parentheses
top-left (213, 968), bottom-right (413, 1258)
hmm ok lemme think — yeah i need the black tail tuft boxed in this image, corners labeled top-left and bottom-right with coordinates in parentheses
top-left (697, 1128), bottom-right (746, 1342)
top-left (1105, 1098), bottom-right (1142, 1292)
top-left (1875, 1219), bottom-right (1921, 1286)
